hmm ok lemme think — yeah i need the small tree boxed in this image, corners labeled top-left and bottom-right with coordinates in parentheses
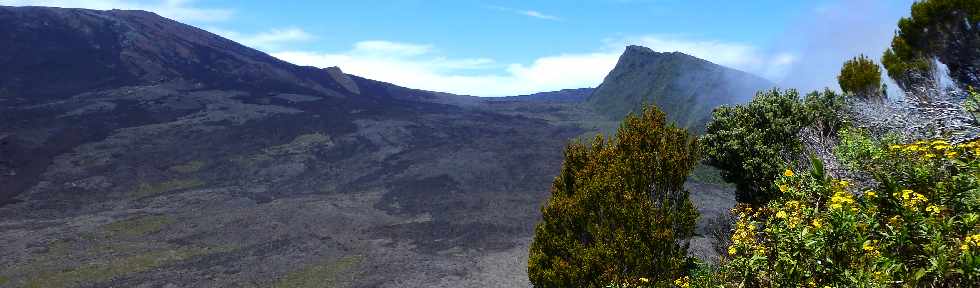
top-left (838, 54), bottom-right (883, 99)
top-left (528, 105), bottom-right (700, 287)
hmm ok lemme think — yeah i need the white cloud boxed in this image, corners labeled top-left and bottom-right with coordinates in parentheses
top-left (352, 41), bottom-right (433, 57)
top-left (489, 6), bottom-right (562, 21)
top-left (272, 36), bottom-right (794, 96)
top-left (207, 27), bottom-right (313, 51)
top-left (0, 0), bottom-right (233, 22)
top-left (520, 10), bottom-right (561, 21)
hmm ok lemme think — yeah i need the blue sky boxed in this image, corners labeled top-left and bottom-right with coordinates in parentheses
top-left (2, 0), bottom-right (915, 96)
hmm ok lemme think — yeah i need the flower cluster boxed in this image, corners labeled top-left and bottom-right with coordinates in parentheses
top-left (672, 276), bottom-right (690, 288)
top-left (829, 191), bottom-right (855, 210)
top-left (862, 240), bottom-right (881, 257)
top-left (717, 134), bottom-right (980, 287)
top-left (889, 139), bottom-right (980, 162)
top-left (728, 211), bottom-right (758, 256)
top-left (964, 234), bottom-right (980, 252)
top-left (895, 189), bottom-right (928, 208)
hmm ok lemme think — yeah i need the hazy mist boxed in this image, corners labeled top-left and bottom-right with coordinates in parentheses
top-left (773, 0), bottom-right (913, 96)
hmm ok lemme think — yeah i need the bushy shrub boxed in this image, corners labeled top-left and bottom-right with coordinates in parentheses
top-left (528, 105), bottom-right (700, 288)
top-left (702, 89), bottom-right (845, 206)
top-left (719, 133), bottom-right (980, 287)
top-left (803, 89), bottom-right (848, 136)
top-left (964, 87), bottom-right (980, 123)
top-left (837, 55), bottom-right (883, 99)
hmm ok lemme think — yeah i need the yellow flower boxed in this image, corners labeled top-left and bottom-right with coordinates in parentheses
top-left (926, 205), bottom-right (943, 216)
top-left (888, 215), bottom-right (902, 227)
top-left (728, 246), bottom-right (737, 255)
top-left (829, 191), bottom-right (854, 210)
top-left (673, 276), bottom-right (690, 288)
top-left (639, 277), bottom-right (649, 283)
top-left (786, 200), bottom-right (801, 211)
top-left (864, 190), bottom-right (876, 199)
top-left (784, 169), bottom-right (794, 177)
top-left (863, 240), bottom-right (881, 257)
top-left (863, 240), bottom-right (876, 251)
top-left (838, 180), bottom-right (850, 187)
top-left (946, 151), bottom-right (959, 158)
top-left (965, 234), bottom-right (980, 249)
top-left (779, 184), bottom-right (788, 193)
top-left (925, 153), bottom-right (936, 159)
top-left (889, 144), bottom-right (902, 150)
top-left (899, 190), bottom-right (928, 208)
top-left (775, 210), bottom-right (788, 219)
top-left (812, 219), bottom-right (822, 229)
top-left (788, 216), bottom-right (802, 228)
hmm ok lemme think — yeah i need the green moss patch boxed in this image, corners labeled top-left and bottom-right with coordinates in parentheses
top-left (272, 255), bottom-right (363, 288)
top-left (263, 133), bottom-right (332, 156)
top-left (102, 215), bottom-right (176, 238)
top-left (168, 160), bottom-right (206, 173)
top-left (23, 246), bottom-right (227, 288)
top-left (131, 178), bottom-right (205, 198)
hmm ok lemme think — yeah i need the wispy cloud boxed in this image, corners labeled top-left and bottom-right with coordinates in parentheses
top-left (207, 27), bottom-right (313, 51)
top-left (519, 10), bottom-right (561, 21)
top-left (0, 0), bottom-right (234, 22)
top-left (774, 0), bottom-right (914, 94)
top-left (272, 35), bottom-right (795, 96)
top-left (489, 5), bottom-right (562, 21)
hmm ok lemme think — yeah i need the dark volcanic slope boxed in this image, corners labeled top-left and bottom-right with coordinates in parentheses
top-left (587, 45), bottom-right (773, 132)
top-left (0, 6), bottom-right (735, 288)
top-left (0, 5), bottom-right (370, 206)
top-left (0, 6), bottom-right (613, 288)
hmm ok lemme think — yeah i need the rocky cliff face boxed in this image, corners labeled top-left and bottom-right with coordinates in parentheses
top-left (587, 45), bottom-right (773, 132)
top-left (889, 8), bottom-right (980, 98)
top-left (918, 11), bottom-right (980, 90)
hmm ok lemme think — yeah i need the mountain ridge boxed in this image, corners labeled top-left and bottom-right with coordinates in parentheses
top-left (587, 45), bottom-right (774, 132)
top-left (0, 6), bottom-right (364, 104)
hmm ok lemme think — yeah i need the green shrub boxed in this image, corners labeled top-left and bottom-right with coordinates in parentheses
top-left (965, 87), bottom-right (980, 123)
top-left (803, 89), bottom-right (848, 136)
top-left (701, 89), bottom-right (810, 206)
top-left (528, 105), bottom-right (700, 287)
top-left (837, 55), bottom-right (883, 99)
